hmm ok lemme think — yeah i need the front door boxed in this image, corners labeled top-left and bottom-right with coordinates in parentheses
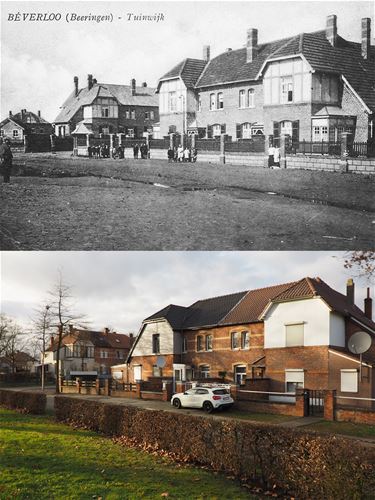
top-left (133, 365), bottom-right (142, 382)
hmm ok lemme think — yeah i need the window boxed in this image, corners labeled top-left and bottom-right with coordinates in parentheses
top-left (205, 335), bottom-right (213, 351)
top-left (125, 109), bottom-right (130, 119)
top-left (242, 123), bottom-right (252, 139)
top-left (198, 96), bottom-right (202, 111)
top-left (168, 92), bottom-right (177, 112)
top-left (13, 130), bottom-right (19, 137)
top-left (0, 130), bottom-right (4, 136)
top-left (145, 111), bottom-right (149, 119)
top-left (341, 370), bottom-right (358, 393)
top-left (285, 323), bottom-right (304, 347)
top-left (210, 93), bottom-right (216, 110)
top-left (86, 346), bottom-right (94, 358)
top-left (217, 93), bottom-right (223, 109)
top-left (152, 365), bottom-right (163, 377)
top-left (182, 336), bottom-right (187, 353)
top-left (152, 334), bottom-right (160, 354)
top-left (196, 335), bottom-right (203, 351)
top-left (234, 365), bottom-right (247, 385)
top-left (101, 107), bottom-right (109, 118)
top-left (239, 90), bottom-right (246, 108)
top-left (241, 331), bottom-right (250, 349)
top-left (100, 350), bottom-right (109, 358)
top-left (126, 128), bottom-right (134, 138)
top-left (212, 124), bottom-right (221, 137)
top-left (116, 350), bottom-right (124, 359)
top-left (285, 369), bottom-right (304, 392)
top-left (150, 111), bottom-right (154, 120)
top-left (280, 120), bottom-right (293, 136)
top-left (199, 365), bottom-right (210, 378)
top-left (231, 331), bottom-right (241, 349)
top-left (196, 388), bottom-right (209, 394)
top-left (281, 76), bottom-right (293, 103)
top-left (248, 89), bottom-right (255, 107)
top-left (131, 109), bottom-right (136, 119)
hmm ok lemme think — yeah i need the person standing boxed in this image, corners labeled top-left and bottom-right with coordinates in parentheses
top-left (133, 143), bottom-right (139, 159)
top-left (268, 143), bottom-right (275, 168)
top-left (177, 144), bottom-right (184, 162)
top-left (0, 138), bottom-right (13, 183)
top-left (273, 146), bottom-right (280, 168)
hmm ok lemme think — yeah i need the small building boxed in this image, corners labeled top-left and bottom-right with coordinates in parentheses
top-left (0, 351), bottom-right (37, 375)
top-left (0, 109), bottom-right (53, 142)
top-left (44, 326), bottom-right (134, 380)
top-left (54, 75), bottom-right (159, 140)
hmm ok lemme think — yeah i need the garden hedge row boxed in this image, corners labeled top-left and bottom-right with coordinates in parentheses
top-left (55, 396), bottom-right (375, 499)
top-left (0, 389), bottom-right (46, 414)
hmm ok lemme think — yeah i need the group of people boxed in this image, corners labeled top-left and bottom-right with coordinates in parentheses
top-left (268, 144), bottom-right (281, 168)
top-left (132, 143), bottom-right (149, 159)
top-left (167, 145), bottom-right (198, 163)
top-left (88, 144), bottom-right (113, 159)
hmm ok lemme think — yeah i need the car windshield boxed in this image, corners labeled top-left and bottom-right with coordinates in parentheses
top-left (213, 389), bottom-right (229, 395)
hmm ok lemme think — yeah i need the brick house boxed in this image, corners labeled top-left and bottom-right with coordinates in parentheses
top-left (0, 109), bottom-right (53, 143)
top-left (44, 326), bottom-right (133, 379)
top-left (126, 278), bottom-right (375, 401)
top-left (157, 15), bottom-right (375, 144)
top-left (54, 75), bottom-right (159, 139)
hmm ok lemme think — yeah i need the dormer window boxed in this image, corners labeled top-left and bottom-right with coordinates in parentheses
top-left (281, 77), bottom-right (293, 103)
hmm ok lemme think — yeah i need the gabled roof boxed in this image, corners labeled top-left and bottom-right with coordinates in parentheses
top-left (157, 58), bottom-right (207, 91)
top-left (195, 29), bottom-right (375, 112)
top-left (145, 304), bottom-right (188, 330)
top-left (54, 83), bottom-right (158, 124)
top-left (0, 111), bottom-right (52, 131)
top-left (268, 277), bottom-right (375, 332)
top-left (47, 328), bottom-right (132, 351)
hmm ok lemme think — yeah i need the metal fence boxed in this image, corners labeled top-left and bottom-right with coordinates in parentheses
top-left (110, 380), bottom-right (136, 392)
top-left (196, 139), bottom-right (221, 151)
top-left (289, 141), bottom-right (341, 156)
top-left (150, 138), bottom-right (170, 149)
top-left (351, 141), bottom-right (375, 157)
top-left (225, 138), bottom-right (265, 153)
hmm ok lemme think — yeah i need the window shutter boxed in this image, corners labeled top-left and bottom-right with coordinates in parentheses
top-left (292, 120), bottom-right (299, 143)
top-left (221, 124), bottom-right (226, 134)
top-left (207, 125), bottom-right (213, 138)
top-left (273, 121), bottom-right (280, 139)
top-left (236, 124), bottom-right (241, 139)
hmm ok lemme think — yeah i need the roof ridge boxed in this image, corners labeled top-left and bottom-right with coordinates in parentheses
top-left (269, 33), bottom-right (300, 58)
top-left (219, 290), bottom-right (251, 324)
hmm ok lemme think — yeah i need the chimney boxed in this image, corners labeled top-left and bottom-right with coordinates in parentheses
top-left (364, 287), bottom-right (373, 320)
top-left (129, 333), bottom-right (134, 338)
top-left (69, 324), bottom-right (74, 334)
top-left (246, 28), bottom-right (258, 63)
top-left (142, 82), bottom-right (147, 87)
top-left (103, 327), bottom-right (110, 335)
top-left (9, 111), bottom-right (12, 117)
top-left (74, 76), bottom-right (79, 96)
top-left (131, 78), bottom-right (136, 96)
top-left (87, 74), bottom-right (93, 90)
top-left (21, 109), bottom-right (25, 121)
top-left (346, 278), bottom-right (355, 304)
top-left (203, 45), bottom-right (210, 62)
top-left (93, 78), bottom-right (97, 85)
top-left (326, 15), bottom-right (337, 47)
top-left (361, 18), bottom-right (371, 60)
top-left (226, 47), bottom-right (232, 52)
top-left (37, 110), bottom-right (41, 118)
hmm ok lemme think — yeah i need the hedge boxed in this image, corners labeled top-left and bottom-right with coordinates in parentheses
top-left (0, 389), bottom-right (46, 414)
top-left (55, 396), bottom-right (375, 499)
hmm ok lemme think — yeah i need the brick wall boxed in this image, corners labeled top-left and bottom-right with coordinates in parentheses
top-left (286, 155), bottom-right (375, 174)
top-left (128, 354), bottom-right (177, 383)
top-left (196, 82), bottom-right (264, 139)
top-left (263, 103), bottom-right (312, 140)
top-left (336, 407), bottom-right (375, 424)
top-left (340, 84), bottom-right (369, 142)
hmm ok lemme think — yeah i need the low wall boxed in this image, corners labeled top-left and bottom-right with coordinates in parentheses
top-left (54, 396), bottom-right (375, 499)
top-left (336, 407), bottom-right (375, 425)
top-left (286, 155), bottom-right (375, 174)
top-left (111, 389), bottom-right (138, 399)
top-left (235, 399), bottom-right (303, 417)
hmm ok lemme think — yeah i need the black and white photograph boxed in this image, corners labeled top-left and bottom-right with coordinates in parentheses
top-left (1, 0), bottom-right (375, 498)
top-left (1, 1), bottom-right (374, 250)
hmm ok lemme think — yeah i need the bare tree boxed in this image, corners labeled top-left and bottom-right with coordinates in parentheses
top-left (48, 271), bottom-right (86, 393)
top-left (343, 251), bottom-right (375, 283)
top-left (32, 304), bottom-right (53, 390)
top-left (0, 314), bottom-right (25, 374)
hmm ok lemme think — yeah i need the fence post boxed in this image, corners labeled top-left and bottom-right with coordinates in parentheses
top-left (280, 134), bottom-right (287, 168)
top-left (339, 132), bottom-right (351, 172)
top-left (220, 134), bottom-right (226, 164)
top-left (23, 135), bottom-right (29, 153)
top-left (295, 388), bottom-right (308, 417)
top-left (191, 133), bottom-right (196, 150)
top-left (169, 133), bottom-right (175, 150)
top-left (76, 378), bottom-right (82, 394)
top-left (104, 379), bottom-right (110, 396)
top-left (73, 136), bottom-right (78, 156)
top-left (58, 376), bottom-right (63, 393)
top-left (136, 381), bottom-right (142, 399)
top-left (95, 379), bottom-right (100, 395)
top-left (50, 134), bottom-right (56, 154)
top-left (324, 389), bottom-right (336, 421)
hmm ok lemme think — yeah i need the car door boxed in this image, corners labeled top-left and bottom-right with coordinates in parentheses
top-left (182, 389), bottom-right (200, 408)
top-left (195, 388), bottom-right (209, 408)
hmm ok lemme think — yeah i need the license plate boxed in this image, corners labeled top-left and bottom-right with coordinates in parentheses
top-left (223, 396), bottom-right (230, 400)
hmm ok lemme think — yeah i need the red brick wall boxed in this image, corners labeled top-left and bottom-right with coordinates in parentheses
top-left (336, 408), bottom-right (375, 424)
top-left (181, 322), bottom-right (265, 382)
top-left (128, 354), bottom-right (177, 383)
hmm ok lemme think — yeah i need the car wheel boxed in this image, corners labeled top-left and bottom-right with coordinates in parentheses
top-left (173, 398), bottom-right (181, 409)
top-left (203, 401), bottom-right (214, 413)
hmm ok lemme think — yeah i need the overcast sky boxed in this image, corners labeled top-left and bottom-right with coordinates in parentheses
top-left (1, 251), bottom-right (373, 335)
top-left (1, 1), bottom-right (373, 121)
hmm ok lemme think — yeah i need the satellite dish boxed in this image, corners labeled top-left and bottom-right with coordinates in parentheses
top-left (156, 356), bottom-right (166, 368)
top-left (348, 331), bottom-right (372, 354)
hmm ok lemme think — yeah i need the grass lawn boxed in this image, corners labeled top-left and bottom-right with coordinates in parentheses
top-left (0, 408), bottom-right (256, 499)
top-left (304, 420), bottom-right (375, 439)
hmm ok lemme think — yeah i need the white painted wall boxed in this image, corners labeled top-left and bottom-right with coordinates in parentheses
top-left (264, 297), bottom-right (331, 347)
top-left (329, 312), bottom-right (346, 347)
top-left (159, 78), bottom-right (187, 114)
top-left (132, 320), bottom-right (175, 355)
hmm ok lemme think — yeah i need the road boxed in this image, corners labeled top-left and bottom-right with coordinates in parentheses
top-left (1, 155), bottom-right (374, 250)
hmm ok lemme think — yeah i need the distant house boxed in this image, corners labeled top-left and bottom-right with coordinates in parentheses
top-left (0, 351), bottom-right (37, 375)
top-left (54, 75), bottom-right (159, 140)
top-left (126, 277), bottom-right (375, 402)
top-left (44, 326), bottom-right (134, 379)
top-left (0, 109), bottom-right (53, 142)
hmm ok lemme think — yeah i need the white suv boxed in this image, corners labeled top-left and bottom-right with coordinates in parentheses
top-left (171, 387), bottom-right (234, 413)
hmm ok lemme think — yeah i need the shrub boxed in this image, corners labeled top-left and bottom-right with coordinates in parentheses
top-left (55, 396), bottom-right (375, 499)
top-left (0, 389), bottom-right (46, 414)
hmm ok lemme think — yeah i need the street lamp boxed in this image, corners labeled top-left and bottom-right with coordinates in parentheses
top-left (179, 94), bottom-right (187, 147)
top-left (41, 305), bottom-right (50, 391)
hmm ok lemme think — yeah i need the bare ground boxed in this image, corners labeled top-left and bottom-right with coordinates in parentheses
top-left (1, 153), bottom-right (374, 250)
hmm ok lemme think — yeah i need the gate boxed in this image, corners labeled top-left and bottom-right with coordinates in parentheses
top-left (308, 390), bottom-right (324, 416)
